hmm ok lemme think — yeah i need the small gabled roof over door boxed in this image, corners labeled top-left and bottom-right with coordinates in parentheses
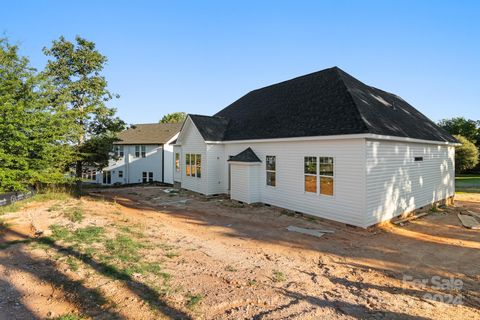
top-left (228, 147), bottom-right (261, 163)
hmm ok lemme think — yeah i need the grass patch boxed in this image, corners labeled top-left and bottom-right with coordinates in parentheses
top-left (52, 314), bottom-right (85, 320)
top-left (272, 270), bottom-right (286, 282)
top-left (247, 279), bottom-right (258, 286)
top-left (73, 226), bottom-right (104, 244)
top-left (456, 174), bottom-right (480, 193)
top-left (64, 207), bottom-right (85, 223)
top-left (49, 224), bottom-right (104, 244)
top-left (105, 234), bottom-right (144, 262)
top-left (185, 293), bottom-right (203, 309)
top-left (224, 265), bottom-right (237, 272)
top-left (164, 251), bottom-right (179, 259)
top-left (66, 256), bottom-right (80, 271)
top-left (0, 192), bottom-right (71, 215)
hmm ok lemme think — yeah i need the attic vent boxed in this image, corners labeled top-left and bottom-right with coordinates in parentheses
top-left (414, 157), bottom-right (423, 162)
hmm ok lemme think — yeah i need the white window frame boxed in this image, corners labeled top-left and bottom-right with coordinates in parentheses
top-left (304, 156), bottom-right (335, 197)
top-left (175, 153), bottom-right (180, 172)
top-left (266, 155), bottom-right (276, 187)
top-left (185, 153), bottom-right (201, 178)
top-left (304, 156), bottom-right (317, 194)
top-left (319, 157), bottom-right (334, 197)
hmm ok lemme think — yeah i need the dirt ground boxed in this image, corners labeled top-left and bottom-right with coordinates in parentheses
top-left (0, 187), bottom-right (479, 320)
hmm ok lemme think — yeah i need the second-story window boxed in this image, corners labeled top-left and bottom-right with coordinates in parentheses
top-left (135, 145), bottom-right (146, 158)
top-left (114, 145), bottom-right (124, 158)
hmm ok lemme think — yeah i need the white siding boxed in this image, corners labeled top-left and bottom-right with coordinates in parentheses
top-left (230, 163), bottom-right (261, 204)
top-left (163, 134), bottom-right (179, 184)
top-left (101, 145), bottom-right (164, 184)
top-left (206, 144), bottom-right (227, 195)
top-left (365, 140), bottom-right (455, 226)
top-left (224, 139), bottom-right (366, 227)
top-left (178, 120), bottom-right (208, 194)
top-left (173, 145), bottom-right (182, 182)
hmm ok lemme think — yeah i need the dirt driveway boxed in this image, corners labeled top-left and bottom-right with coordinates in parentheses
top-left (0, 187), bottom-right (479, 319)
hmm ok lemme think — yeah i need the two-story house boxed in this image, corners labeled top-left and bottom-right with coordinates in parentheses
top-left (99, 123), bottom-right (181, 185)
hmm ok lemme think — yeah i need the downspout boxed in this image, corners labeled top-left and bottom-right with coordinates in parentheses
top-left (161, 144), bottom-right (165, 183)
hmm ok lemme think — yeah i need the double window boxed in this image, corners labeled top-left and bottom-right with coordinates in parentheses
top-left (266, 156), bottom-right (276, 186)
top-left (175, 153), bottom-right (180, 172)
top-left (142, 171), bottom-right (153, 183)
top-left (118, 170), bottom-right (123, 178)
top-left (185, 154), bottom-right (201, 178)
top-left (114, 145), bottom-right (124, 158)
top-left (304, 156), bottom-right (334, 196)
top-left (135, 145), bottom-right (146, 158)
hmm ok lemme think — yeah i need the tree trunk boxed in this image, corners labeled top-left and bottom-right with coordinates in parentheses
top-left (75, 160), bottom-right (83, 196)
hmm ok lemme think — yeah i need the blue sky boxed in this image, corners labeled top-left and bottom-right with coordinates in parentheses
top-left (3, 1), bottom-right (479, 124)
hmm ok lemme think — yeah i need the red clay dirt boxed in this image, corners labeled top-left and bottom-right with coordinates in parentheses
top-left (0, 186), bottom-right (479, 319)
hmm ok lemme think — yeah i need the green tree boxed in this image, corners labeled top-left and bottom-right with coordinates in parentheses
top-left (0, 38), bottom-right (74, 192)
top-left (43, 36), bottom-right (125, 191)
top-left (438, 117), bottom-right (480, 144)
top-left (454, 135), bottom-right (479, 173)
top-left (159, 112), bottom-right (186, 123)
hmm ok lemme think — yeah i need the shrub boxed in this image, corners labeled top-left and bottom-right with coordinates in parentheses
top-left (454, 135), bottom-right (479, 173)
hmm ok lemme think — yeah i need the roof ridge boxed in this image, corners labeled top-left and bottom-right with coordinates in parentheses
top-left (247, 66), bottom-right (340, 95)
top-left (333, 68), bottom-right (371, 133)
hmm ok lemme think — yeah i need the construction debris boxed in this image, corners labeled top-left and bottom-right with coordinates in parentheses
top-left (467, 210), bottom-right (480, 219)
top-left (458, 214), bottom-right (480, 230)
top-left (286, 226), bottom-right (333, 238)
top-left (393, 212), bottom-right (430, 225)
top-left (163, 188), bottom-right (179, 194)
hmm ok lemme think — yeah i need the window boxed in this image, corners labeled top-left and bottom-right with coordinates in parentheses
top-left (319, 157), bottom-right (334, 196)
top-left (113, 145), bottom-right (124, 158)
top-left (102, 171), bottom-right (111, 184)
top-left (196, 154), bottom-right (201, 178)
top-left (185, 153), bottom-right (201, 178)
top-left (266, 156), bottom-right (276, 186)
top-left (414, 157), bottom-right (423, 162)
top-left (304, 157), bottom-right (334, 196)
top-left (304, 157), bottom-right (317, 193)
top-left (186, 154), bottom-right (191, 176)
top-left (175, 153), bottom-right (180, 172)
top-left (142, 171), bottom-right (153, 183)
top-left (118, 170), bottom-right (123, 178)
top-left (135, 145), bottom-right (146, 158)
top-left (191, 154), bottom-right (197, 177)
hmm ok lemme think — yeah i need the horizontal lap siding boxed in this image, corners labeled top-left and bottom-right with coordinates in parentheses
top-left (180, 122), bottom-right (207, 194)
top-left (230, 165), bottom-right (250, 203)
top-left (173, 146), bottom-right (181, 182)
top-left (365, 140), bottom-right (455, 226)
top-left (224, 139), bottom-right (366, 227)
top-left (207, 144), bottom-right (227, 195)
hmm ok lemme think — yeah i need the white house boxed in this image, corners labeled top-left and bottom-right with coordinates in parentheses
top-left (99, 123), bottom-right (181, 185)
top-left (173, 67), bottom-right (458, 227)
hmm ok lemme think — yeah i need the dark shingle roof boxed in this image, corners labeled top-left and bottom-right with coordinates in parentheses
top-left (228, 147), bottom-right (261, 162)
top-left (114, 123), bottom-right (181, 145)
top-left (189, 114), bottom-right (229, 141)
top-left (190, 67), bottom-right (456, 143)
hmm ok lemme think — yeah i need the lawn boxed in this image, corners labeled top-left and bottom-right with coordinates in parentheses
top-left (456, 173), bottom-right (480, 193)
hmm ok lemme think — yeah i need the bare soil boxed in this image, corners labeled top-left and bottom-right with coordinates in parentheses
top-left (0, 187), bottom-right (479, 319)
